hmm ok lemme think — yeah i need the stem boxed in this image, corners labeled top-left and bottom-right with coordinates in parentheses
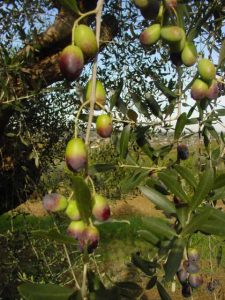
top-left (52, 218), bottom-right (80, 290)
top-left (85, 0), bottom-right (104, 146)
top-left (171, 7), bottom-right (179, 23)
top-left (119, 164), bottom-right (166, 172)
top-left (74, 100), bottom-right (90, 138)
top-left (208, 237), bottom-right (217, 300)
top-left (216, 78), bottom-right (225, 85)
top-left (81, 262), bottom-right (88, 299)
top-left (62, 244), bottom-right (80, 290)
top-left (71, 9), bottom-right (98, 45)
top-left (87, 175), bottom-right (96, 195)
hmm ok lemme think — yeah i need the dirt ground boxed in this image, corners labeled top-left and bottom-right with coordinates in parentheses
top-left (14, 194), bottom-right (163, 218)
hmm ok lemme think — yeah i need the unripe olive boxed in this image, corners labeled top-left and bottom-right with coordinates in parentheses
top-left (187, 248), bottom-right (199, 262)
top-left (73, 25), bottom-right (98, 57)
top-left (198, 58), bottom-right (216, 82)
top-left (85, 80), bottom-right (106, 109)
top-left (43, 193), bottom-right (68, 212)
top-left (96, 114), bottom-right (113, 138)
top-left (181, 42), bottom-right (197, 67)
top-left (134, 0), bottom-right (149, 9)
top-left (92, 194), bottom-right (111, 221)
top-left (67, 220), bottom-right (87, 239)
top-left (140, 24), bottom-right (161, 47)
top-left (160, 26), bottom-right (183, 43)
top-left (65, 200), bottom-right (81, 220)
top-left (65, 138), bottom-right (87, 172)
top-left (59, 45), bottom-right (84, 81)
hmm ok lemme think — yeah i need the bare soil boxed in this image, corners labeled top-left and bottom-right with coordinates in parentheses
top-left (14, 194), bottom-right (163, 218)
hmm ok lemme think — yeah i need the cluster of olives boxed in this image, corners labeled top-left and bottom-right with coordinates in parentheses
top-left (43, 191), bottom-right (110, 253)
top-left (136, 0), bottom-right (197, 67)
top-left (191, 58), bottom-right (218, 101)
top-left (42, 111), bottom-right (112, 253)
top-left (59, 24), bottom-right (98, 81)
top-left (134, 0), bottom-right (178, 20)
top-left (177, 248), bottom-right (203, 297)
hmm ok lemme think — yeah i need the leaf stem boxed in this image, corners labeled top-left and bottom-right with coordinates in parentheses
top-left (74, 100), bottom-right (90, 138)
top-left (71, 8), bottom-right (98, 45)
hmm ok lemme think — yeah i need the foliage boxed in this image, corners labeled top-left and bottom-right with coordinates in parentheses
top-left (0, 0), bottom-right (225, 299)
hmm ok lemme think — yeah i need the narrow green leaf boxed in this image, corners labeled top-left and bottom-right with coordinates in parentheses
top-left (132, 93), bottom-right (150, 118)
top-left (145, 95), bottom-right (163, 120)
top-left (209, 186), bottom-right (225, 201)
top-left (140, 186), bottom-right (176, 214)
top-left (198, 220), bottom-right (225, 236)
top-left (57, 0), bottom-right (80, 14)
top-left (18, 283), bottom-right (74, 300)
top-left (120, 125), bottom-right (131, 159)
top-left (131, 253), bottom-right (158, 276)
top-left (187, 117), bottom-right (199, 125)
top-left (213, 174), bottom-right (225, 189)
top-left (159, 172), bottom-right (190, 203)
top-left (158, 144), bottom-right (173, 158)
top-left (115, 281), bottom-right (143, 298)
top-left (216, 108), bottom-right (225, 116)
top-left (176, 207), bottom-right (189, 228)
top-left (174, 165), bottom-right (197, 189)
top-left (89, 164), bottom-right (116, 174)
top-left (206, 124), bottom-right (220, 143)
top-left (157, 281), bottom-right (172, 300)
top-left (110, 81), bottom-right (123, 111)
top-left (142, 217), bottom-right (177, 239)
top-left (138, 229), bottom-right (160, 246)
top-left (181, 207), bottom-right (212, 236)
top-left (164, 238), bottom-right (185, 281)
top-left (146, 178), bottom-right (170, 195)
top-left (208, 206), bottom-right (225, 223)
top-left (144, 70), bottom-right (177, 99)
top-left (70, 176), bottom-right (92, 222)
top-left (87, 270), bottom-right (105, 293)
top-left (212, 148), bottom-right (221, 161)
top-left (136, 136), bottom-right (154, 160)
top-left (120, 170), bottom-right (149, 193)
top-left (174, 113), bottom-right (187, 140)
top-left (146, 276), bottom-right (157, 290)
top-left (191, 168), bottom-right (214, 210)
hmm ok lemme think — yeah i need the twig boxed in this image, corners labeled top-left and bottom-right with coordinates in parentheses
top-left (85, 0), bottom-right (104, 146)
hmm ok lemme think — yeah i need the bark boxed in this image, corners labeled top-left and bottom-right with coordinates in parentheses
top-left (0, 6), bottom-right (118, 134)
